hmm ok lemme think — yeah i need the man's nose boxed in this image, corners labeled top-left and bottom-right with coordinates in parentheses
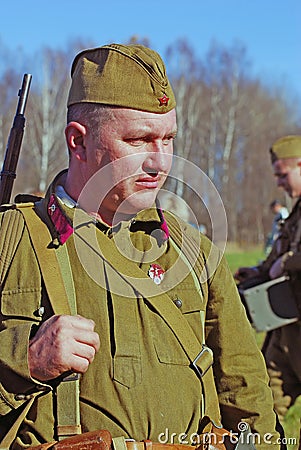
top-left (143, 147), bottom-right (172, 173)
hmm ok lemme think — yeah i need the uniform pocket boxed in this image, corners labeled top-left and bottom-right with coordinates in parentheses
top-left (1, 287), bottom-right (42, 319)
top-left (113, 356), bottom-right (142, 388)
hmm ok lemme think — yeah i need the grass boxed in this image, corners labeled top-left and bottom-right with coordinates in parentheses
top-left (224, 243), bottom-right (300, 448)
top-left (224, 243), bottom-right (265, 274)
top-left (283, 397), bottom-right (301, 448)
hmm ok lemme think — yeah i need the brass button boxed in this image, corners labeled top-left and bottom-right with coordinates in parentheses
top-left (174, 298), bottom-right (182, 308)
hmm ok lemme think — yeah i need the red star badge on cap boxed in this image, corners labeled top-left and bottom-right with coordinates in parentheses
top-left (158, 94), bottom-right (169, 106)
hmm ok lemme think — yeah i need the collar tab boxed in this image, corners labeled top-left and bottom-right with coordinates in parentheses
top-left (48, 195), bottom-right (74, 244)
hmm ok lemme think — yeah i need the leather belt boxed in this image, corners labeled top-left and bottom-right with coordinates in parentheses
top-left (27, 427), bottom-right (234, 449)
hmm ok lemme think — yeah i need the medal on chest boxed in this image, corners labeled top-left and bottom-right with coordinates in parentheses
top-left (148, 263), bottom-right (165, 285)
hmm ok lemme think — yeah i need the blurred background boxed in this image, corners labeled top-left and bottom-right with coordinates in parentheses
top-left (0, 0), bottom-right (300, 248)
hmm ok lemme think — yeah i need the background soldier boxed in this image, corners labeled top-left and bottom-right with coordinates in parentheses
top-left (236, 135), bottom-right (301, 421)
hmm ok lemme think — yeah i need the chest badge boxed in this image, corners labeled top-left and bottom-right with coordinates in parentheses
top-left (148, 264), bottom-right (165, 285)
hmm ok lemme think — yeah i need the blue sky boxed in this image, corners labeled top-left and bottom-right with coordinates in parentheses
top-left (1, 0), bottom-right (300, 97)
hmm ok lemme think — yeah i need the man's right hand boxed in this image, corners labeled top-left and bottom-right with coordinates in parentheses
top-left (234, 266), bottom-right (259, 283)
top-left (28, 314), bottom-right (100, 381)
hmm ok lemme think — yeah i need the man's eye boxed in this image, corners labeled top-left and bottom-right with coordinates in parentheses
top-left (125, 138), bottom-right (145, 146)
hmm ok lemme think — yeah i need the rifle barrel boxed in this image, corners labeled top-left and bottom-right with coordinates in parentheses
top-left (0, 74), bottom-right (32, 205)
top-left (17, 74), bottom-right (32, 115)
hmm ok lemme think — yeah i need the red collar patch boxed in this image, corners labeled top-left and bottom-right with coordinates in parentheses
top-left (48, 195), bottom-right (74, 244)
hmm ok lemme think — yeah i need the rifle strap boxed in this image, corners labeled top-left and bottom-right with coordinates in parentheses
top-left (20, 204), bottom-right (82, 440)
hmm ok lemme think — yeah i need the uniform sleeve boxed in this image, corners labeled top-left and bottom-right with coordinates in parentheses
top-left (0, 323), bottom-right (48, 414)
top-left (205, 254), bottom-right (281, 447)
top-left (0, 211), bottom-right (51, 415)
top-left (257, 241), bottom-right (278, 275)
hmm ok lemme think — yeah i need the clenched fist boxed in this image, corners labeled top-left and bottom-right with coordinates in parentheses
top-left (28, 314), bottom-right (100, 381)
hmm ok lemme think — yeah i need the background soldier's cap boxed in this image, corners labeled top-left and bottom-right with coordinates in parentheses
top-left (67, 43), bottom-right (176, 113)
top-left (270, 135), bottom-right (301, 162)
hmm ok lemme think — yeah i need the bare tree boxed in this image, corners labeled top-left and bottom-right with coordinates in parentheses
top-left (1, 37), bottom-right (300, 245)
top-left (20, 48), bottom-right (69, 193)
top-left (165, 38), bottom-right (301, 244)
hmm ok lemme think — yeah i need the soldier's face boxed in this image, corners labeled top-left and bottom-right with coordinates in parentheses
top-left (273, 159), bottom-right (301, 198)
top-left (83, 108), bottom-right (177, 225)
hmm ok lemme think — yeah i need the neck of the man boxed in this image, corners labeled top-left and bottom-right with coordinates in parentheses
top-left (89, 209), bottom-right (136, 228)
top-left (62, 170), bottom-right (140, 227)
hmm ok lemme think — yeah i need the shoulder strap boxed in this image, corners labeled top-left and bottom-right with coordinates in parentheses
top-left (165, 212), bottom-right (221, 285)
top-left (0, 207), bottom-right (25, 285)
top-left (20, 203), bottom-right (73, 316)
top-left (17, 203), bottom-right (81, 440)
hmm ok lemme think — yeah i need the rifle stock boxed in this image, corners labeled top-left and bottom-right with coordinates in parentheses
top-left (0, 73), bottom-right (32, 205)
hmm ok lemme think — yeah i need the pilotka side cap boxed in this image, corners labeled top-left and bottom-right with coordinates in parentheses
top-left (67, 43), bottom-right (176, 113)
top-left (270, 135), bottom-right (301, 162)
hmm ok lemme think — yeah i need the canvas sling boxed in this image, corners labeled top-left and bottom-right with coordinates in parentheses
top-left (20, 203), bottom-right (82, 442)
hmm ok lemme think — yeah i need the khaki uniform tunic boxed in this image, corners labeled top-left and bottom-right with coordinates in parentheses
top-left (0, 173), bottom-right (280, 449)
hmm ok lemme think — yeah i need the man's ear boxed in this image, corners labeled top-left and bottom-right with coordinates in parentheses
top-left (65, 121), bottom-right (87, 162)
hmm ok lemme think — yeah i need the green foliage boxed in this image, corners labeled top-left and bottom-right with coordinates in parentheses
top-left (224, 245), bottom-right (265, 274)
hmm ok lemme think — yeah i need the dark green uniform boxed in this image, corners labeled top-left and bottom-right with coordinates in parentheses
top-left (0, 173), bottom-right (280, 449)
top-left (257, 198), bottom-right (301, 419)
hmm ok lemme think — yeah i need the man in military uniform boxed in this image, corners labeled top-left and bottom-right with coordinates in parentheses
top-left (0, 44), bottom-right (280, 449)
top-left (236, 135), bottom-right (301, 421)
